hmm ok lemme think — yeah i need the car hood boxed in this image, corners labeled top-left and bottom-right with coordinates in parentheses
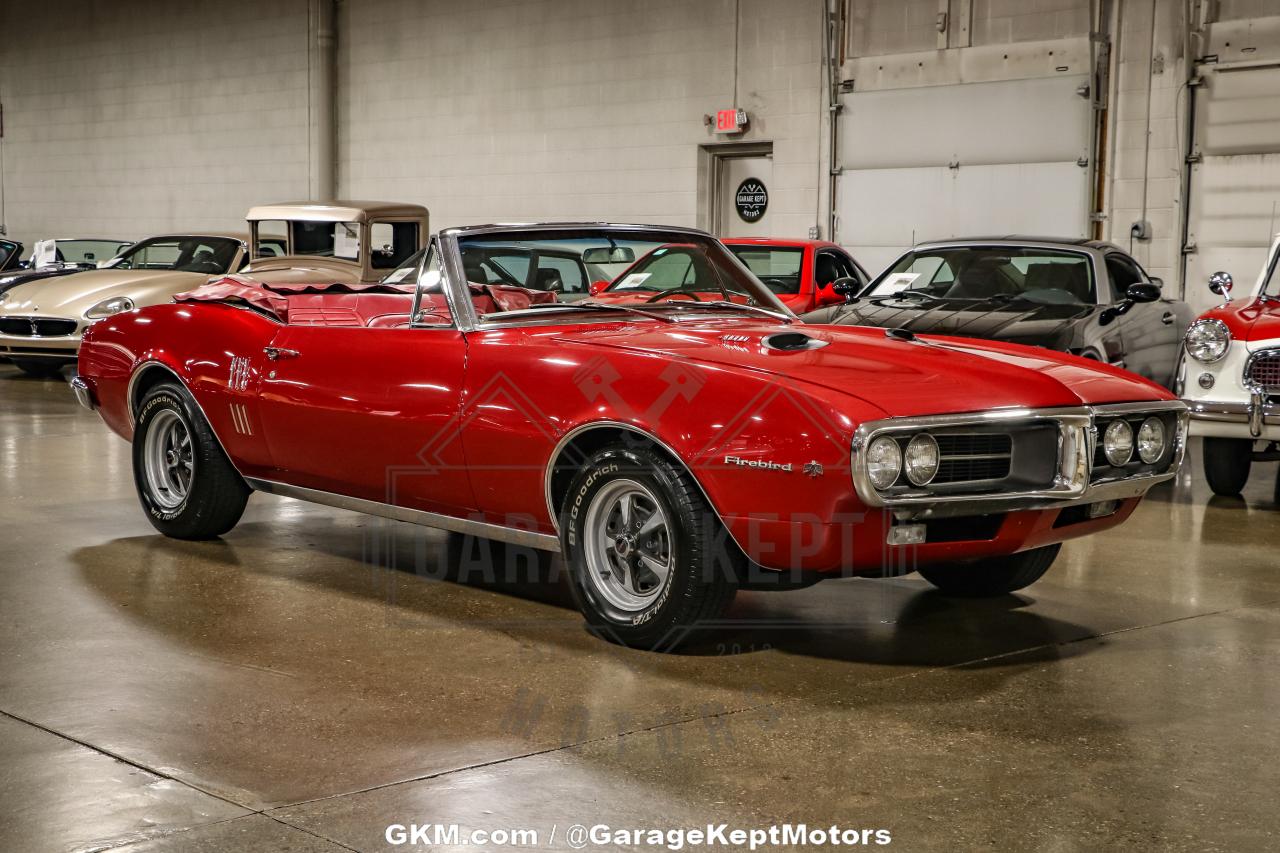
top-left (557, 320), bottom-right (1170, 419)
top-left (805, 296), bottom-right (1095, 348)
top-left (1199, 296), bottom-right (1280, 342)
top-left (0, 268), bottom-right (209, 315)
top-left (0, 266), bottom-right (83, 294)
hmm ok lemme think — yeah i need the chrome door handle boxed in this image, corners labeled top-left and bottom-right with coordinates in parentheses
top-left (1161, 312), bottom-right (1175, 325)
top-left (264, 346), bottom-right (300, 360)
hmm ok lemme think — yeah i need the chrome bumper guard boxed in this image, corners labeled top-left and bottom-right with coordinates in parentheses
top-left (851, 401), bottom-right (1189, 520)
top-left (70, 375), bottom-right (95, 411)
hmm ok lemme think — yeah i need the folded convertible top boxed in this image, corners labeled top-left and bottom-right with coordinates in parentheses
top-left (174, 273), bottom-right (555, 323)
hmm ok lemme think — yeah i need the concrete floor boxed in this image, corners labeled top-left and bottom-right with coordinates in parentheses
top-left (2, 363), bottom-right (1279, 853)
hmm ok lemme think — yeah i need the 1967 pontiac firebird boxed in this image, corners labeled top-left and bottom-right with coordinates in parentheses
top-left (73, 224), bottom-right (1188, 649)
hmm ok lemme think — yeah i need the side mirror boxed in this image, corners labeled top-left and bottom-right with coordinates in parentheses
top-left (1208, 270), bottom-right (1233, 299)
top-left (589, 279), bottom-right (610, 296)
top-left (1126, 282), bottom-right (1161, 303)
top-left (831, 277), bottom-right (861, 301)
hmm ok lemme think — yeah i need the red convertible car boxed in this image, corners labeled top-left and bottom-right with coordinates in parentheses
top-left (74, 224), bottom-right (1187, 650)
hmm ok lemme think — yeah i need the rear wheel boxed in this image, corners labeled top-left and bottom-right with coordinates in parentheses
top-left (13, 359), bottom-right (63, 378)
top-left (1202, 437), bottom-right (1252, 496)
top-left (133, 382), bottom-right (250, 539)
top-left (918, 544), bottom-right (1061, 597)
top-left (561, 445), bottom-right (739, 650)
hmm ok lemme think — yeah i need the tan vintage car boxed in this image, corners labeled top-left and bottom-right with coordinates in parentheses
top-left (243, 201), bottom-right (429, 286)
top-left (0, 234), bottom-right (251, 377)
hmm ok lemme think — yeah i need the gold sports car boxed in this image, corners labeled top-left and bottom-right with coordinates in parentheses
top-left (0, 234), bottom-right (250, 377)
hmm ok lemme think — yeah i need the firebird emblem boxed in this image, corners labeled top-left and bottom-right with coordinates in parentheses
top-left (803, 461), bottom-right (824, 478)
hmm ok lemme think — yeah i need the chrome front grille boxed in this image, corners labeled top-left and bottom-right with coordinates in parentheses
top-left (1245, 349), bottom-right (1280, 392)
top-left (0, 317), bottom-right (78, 337)
top-left (851, 402), bottom-right (1188, 512)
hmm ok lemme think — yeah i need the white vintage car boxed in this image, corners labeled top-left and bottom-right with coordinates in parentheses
top-left (1181, 234), bottom-right (1280, 496)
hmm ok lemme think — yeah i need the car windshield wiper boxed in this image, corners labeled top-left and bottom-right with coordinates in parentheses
top-left (660, 300), bottom-right (794, 323)
top-left (515, 301), bottom-right (676, 323)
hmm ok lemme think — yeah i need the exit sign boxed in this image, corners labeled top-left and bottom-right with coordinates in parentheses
top-left (714, 108), bottom-right (748, 134)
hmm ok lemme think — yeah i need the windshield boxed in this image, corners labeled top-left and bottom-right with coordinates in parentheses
top-left (456, 228), bottom-right (789, 318)
top-left (111, 236), bottom-right (241, 274)
top-left (1263, 245), bottom-right (1280, 298)
top-left (290, 221), bottom-right (361, 260)
top-left (726, 246), bottom-right (804, 294)
top-left (867, 246), bottom-right (1097, 304)
top-left (41, 239), bottom-right (130, 267)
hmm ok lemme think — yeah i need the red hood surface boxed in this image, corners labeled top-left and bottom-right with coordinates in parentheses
top-left (1198, 296), bottom-right (1280, 341)
top-left (555, 321), bottom-right (1172, 419)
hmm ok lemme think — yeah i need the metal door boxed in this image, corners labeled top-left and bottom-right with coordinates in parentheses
top-left (1185, 65), bottom-right (1280, 315)
top-left (716, 155), bottom-right (775, 238)
top-left (836, 74), bottom-right (1093, 274)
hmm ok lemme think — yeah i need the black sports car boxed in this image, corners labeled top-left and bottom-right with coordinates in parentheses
top-left (800, 237), bottom-right (1194, 390)
top-left (0, 239), bottom-right (21, 275)
top-left (0, 238), bottom-right (132, 297)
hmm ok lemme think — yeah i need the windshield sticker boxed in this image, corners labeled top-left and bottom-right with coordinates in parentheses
top-left (878, 273), bottom-right (920, 295)
top-left (618, 273), bottom-right (652, 289)
top-left (334, 224), bottom-right (360, 261)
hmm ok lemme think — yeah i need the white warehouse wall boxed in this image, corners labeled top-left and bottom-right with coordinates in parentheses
top-left (0, 0), bottom-right (1277, 303)
top-left (0, 0), bottom-right (314, 248)
top-left (337, 0), bottom-right (824, 235)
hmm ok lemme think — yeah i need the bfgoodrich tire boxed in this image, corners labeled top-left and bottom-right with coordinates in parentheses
top-left (133, 382), bottom-right (250, 540)
top-left (1202, 437), bottom-right (1252, 496)
top-left (917, 544), bottom-right (1061, 597)
top-left (561, 445), bottom-right (739, 650)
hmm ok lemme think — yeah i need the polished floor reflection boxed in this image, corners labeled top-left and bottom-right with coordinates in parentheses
top-left (2, 364), bottom-right (1278, 852)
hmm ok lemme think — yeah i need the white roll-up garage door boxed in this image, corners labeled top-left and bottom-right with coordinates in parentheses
top-left (1185, 64), bottom-right (1280, 316)
top-left (835, 74), bottom-right (1093, 275)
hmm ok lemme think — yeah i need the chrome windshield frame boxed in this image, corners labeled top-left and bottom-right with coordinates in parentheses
top-left (436, 222), bottom-right (795, 330)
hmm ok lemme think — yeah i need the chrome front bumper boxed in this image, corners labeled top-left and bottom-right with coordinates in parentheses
top-left (1187, 393), bottom-right (1279, 438)
top-left (70, 375), bottom-right (95, 411)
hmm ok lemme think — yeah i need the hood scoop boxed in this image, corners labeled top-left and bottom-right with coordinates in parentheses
top-left (761, 331), bottom-right (829, 352)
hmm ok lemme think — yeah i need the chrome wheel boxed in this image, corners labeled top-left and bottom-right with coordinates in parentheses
top-left (143, 409), bottom-right (194, 510)
top-left (582, 479), bottom-right (673, 613)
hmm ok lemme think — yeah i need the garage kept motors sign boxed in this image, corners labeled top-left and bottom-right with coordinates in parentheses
top-left (734, 178), bottom-right (768, 223)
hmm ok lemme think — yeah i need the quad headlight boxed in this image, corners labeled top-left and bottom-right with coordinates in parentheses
top-left (904, 433), bottom-right (940, 486)
top-left (84, 296), bottom-right (135, 320)
top-left (1136, 416), bottom-right (1166, 464)
top-left (866, 436), bottom-right (902, 489)
top-left (1184, 318), bottom-right (1230, 363)
top-left (1102, 419), bottom-right (1134, 466)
